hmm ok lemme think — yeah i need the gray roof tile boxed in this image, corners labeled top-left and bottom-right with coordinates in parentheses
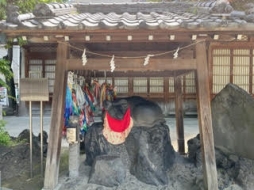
top-left (1, 1), bottom-right (254, 32)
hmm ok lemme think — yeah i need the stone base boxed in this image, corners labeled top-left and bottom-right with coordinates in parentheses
top-left (1, 187), bottom-right (13, 190)
top-left (41, 184), bottom-right (61, 190)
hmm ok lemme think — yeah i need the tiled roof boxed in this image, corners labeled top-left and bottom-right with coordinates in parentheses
top-left (71, 0), bottom-right (134, 3)
top-left (1, 1), bottom-right (254, 31)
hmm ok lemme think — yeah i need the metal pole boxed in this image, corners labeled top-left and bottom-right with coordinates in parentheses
top-left (0, 170), bottom-right (2, 190)
top-left (29, 101), bottom-right (33, 178)
top-left (0, 105), bottom-right (2, 120)
top-left (40, 101), bottom-right (44, 176)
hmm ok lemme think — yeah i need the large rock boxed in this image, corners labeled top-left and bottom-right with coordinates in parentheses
top-left (89, 155), bottom-right (127, 187)
top-left (84, 122), bottom-right (175, 186)
top-left (187, 134), bottom-right (202, 167)
top-left (211, 1), bottom-right (233, 14)
top-left (84, 122), bottom-right (109, 166)
top-left (103, 96), bottom-right (166, 128)
top-left (125, 124), bottom-right (175, 186)
top-left (187, 135), bottom-right (254, 190)
top-left (211, 83), bottom-right (254, 159)
top-left (84, 96), bottom-right (175, 186)
top-left (18, 129), bottom-right (48, 156)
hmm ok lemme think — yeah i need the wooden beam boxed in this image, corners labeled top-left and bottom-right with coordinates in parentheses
top-left (4, 29), bottom-right (254, 44)
top-left (195, 41), bottom-right (218, 190)
top-left (90, 70), bottom-right (193, 78)
top-left (43, 42), bottom-right (68, 189)
top-left (67, 58), bottom-right (197, 71)
top-left (69, 33), bottom-right (192, 43)
top-left (210, 41), bottom-right (254, 48)
top-left (250, 49), bottom-right (253, 94)
top-left (174, 76), bottom-right (185, 154)
top-left (27, 53), bottom-right (56, 59)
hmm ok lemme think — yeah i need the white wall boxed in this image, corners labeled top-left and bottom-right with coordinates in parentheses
top-left (11, 45), bottom-right (20, 85)
top-left (0, 45), bottom-right (7, 58)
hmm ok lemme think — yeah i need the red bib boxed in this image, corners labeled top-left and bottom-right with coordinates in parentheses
top-left (106, 108), bottom-right (131, 132)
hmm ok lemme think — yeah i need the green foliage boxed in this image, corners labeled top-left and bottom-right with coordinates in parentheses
top-left (0, 58), bottom-right (13, 89)
top-left (5, 37), bottom-right (27, 49)
top-left (17, 0), bottom-right (39, 14)
top-left (16, 0), bottom-right (65, 13)
top-left (17, 37), bottom-right (27, 46)
top-left (0, 119), bottom-right (11, 146)
top-left (229, 0), bottom-right (252, 11)
top-left (0, 0), bottom-right (66, 20)
top-left (0, 0), bottom-right (7, 19)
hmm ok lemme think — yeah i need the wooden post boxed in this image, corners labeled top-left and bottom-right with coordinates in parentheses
top-left (43, 42), bottom-right (68, 189)
top-left (174, 76), bottom-right (185, 154)
top-left (164, 77), bottom-right (169, 115)
top-left (195, 41), bottom-right (218, 190)
top-left (163, 77), bottom-right (169, 103)
top-left (128, 77), bottom-right (133, 97)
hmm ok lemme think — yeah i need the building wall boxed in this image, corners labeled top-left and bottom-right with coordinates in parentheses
top-left (0, 45), bottom-right (7, 58)
top-left (0, 45), bottom-right (20, 109)
top-left (11, 46), bottom-right (20, 85)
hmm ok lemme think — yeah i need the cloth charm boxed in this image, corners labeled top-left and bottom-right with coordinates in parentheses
top-left (173, 47), bottom-right (179, 59)
top-left (82, 48), bottom-right (87, 66)
top-left (110, 55), bottom-right (115, 72)
top-left (143, 54), bottom-right (154, 66)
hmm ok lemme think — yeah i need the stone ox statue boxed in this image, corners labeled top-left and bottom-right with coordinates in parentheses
top-left (84, 96), bottom-right (175, 187)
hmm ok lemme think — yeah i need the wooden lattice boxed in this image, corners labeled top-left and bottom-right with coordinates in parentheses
top-left (25, 44), bottom-right (57, 53)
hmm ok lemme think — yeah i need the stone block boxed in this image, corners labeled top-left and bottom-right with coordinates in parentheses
top-left (212, 83), bottom-right (254, 159)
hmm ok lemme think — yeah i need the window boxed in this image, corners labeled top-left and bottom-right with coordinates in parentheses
top-left (169, 77), bottom-right (174, 93)
top-left (114, 78), bottom-right (128, 93)
top-left (133, 77), bottom-right (147, 93)
top-left (150, 77), bottom-right (163, 93)
top-left (45, 60), bottom-right (56, 93)
top-left (211, 46), bottom-right (254, 95)
top-left (184, 72), bottom-right (196, 94)
top-left (28, 59), bottom-right (56, 94)
top-left (212, 49), bottom-right (231, 93)
top-left (233, 49), bottom-right (250, 92)
top-left (29, 60), bottom-right (43, 77)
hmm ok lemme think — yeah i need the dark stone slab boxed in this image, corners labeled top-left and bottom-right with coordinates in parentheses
top-left (84, 122), bottom-right (109, 166)
top-left (211, 83), bottom-right (254, 159)
top-left (103, 96), bottom-right (166, 128)
top-left (89, 155), bottom-right (127, 187)
top-left (187, 134), bottom-right (254, 190)
top-left (187, 134), bottom-right (201, 167)
top-left (125, 124), bottom-right (175, 186)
